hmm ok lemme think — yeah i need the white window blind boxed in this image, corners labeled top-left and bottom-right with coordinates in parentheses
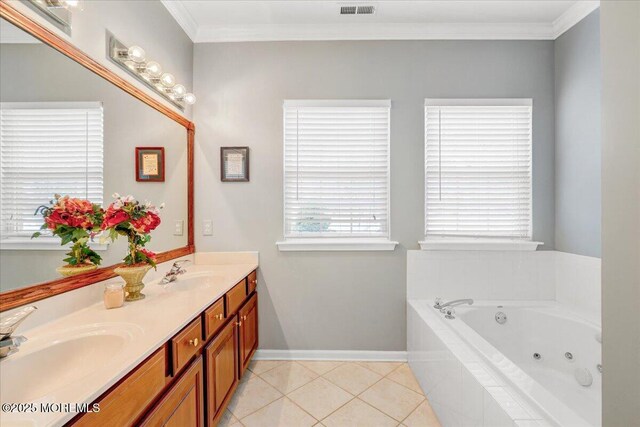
top-left (424, 99), bottom-right (532, 240)
top-left (0, 102), bottom-right (104, 237)
top-left (283, 100), bottom-right (390, 239)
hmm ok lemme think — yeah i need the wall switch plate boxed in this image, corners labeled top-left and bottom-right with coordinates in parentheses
top-left (174, 220), bottom-right (184, 236)
top-left (203, 220), bottom-right (213, 236)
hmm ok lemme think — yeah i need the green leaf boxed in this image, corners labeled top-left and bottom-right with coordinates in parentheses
top-left (31, 232), bottom-right (41, 239)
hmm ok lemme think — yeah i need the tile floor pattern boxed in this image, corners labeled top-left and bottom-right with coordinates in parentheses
top-left (220, 360), bottom-right (441, 427)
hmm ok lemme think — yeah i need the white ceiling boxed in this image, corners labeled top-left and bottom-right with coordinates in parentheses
top-left (162, 0), bottom-right (600, 43)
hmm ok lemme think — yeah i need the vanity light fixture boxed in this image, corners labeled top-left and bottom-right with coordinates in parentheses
top-left (25, 0), bottom-right (80, 34)
top-left (107, 32), bottom-right (196, 110)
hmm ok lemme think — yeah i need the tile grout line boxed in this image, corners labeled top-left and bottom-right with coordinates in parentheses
top-left (235, 361), bottom-right (430, 426)
top-left (384, 363), bottom-right (428, 397)
top-left (354, 363), bottom-right (426, 423)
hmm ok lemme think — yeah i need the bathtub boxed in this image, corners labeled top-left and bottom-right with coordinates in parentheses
top-left (407, 299), bottom-right (601, 427)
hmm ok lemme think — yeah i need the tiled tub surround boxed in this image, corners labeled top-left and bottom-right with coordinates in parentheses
top-left (407, 250), bottom-right (601, 319)
top-left (0, 252), bottom-right (258, 427)
top-left (407, 250), bottom-right (602, 426)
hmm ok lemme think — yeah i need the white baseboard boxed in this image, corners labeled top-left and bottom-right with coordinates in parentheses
top-left (253, 349), bottom-right (407, 362)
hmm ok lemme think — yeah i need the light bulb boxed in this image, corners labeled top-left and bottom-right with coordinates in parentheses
top-left (184, 93), bottom-right (196, 105)
top-left (63, 0), bottom-right (84, 10)
top-left (173, 84), bottom-right (186, 97)
top-left (160, 73), bottom-right (176, 88)
top-left (145, 61), bottom-right (162, 77)
top-left (127, 45), bottom-right (146, 63)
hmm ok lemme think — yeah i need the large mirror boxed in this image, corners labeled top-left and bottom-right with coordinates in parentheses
top-left (0, 16), bottom-right (191, 296)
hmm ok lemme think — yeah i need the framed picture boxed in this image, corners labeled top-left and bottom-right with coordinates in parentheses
top-left (221, 147), bottom-right (250, 182)
top-left (135, 147), bottom-right (165, 182)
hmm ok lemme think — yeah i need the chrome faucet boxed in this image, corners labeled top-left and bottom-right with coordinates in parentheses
top-left (160, 260), bottom-right (190, 284)
top-left (434, 298), bottom-right (474, 310)
top-left (0, 306), bottom-right (36, 358)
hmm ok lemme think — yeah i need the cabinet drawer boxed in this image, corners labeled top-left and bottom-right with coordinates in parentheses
top-left (73, 346), bottom-right (168, 427)
top-left (247, 270), bottom-right (257, 294)
top-left (203, 297), bottom-right (225, 341)
top-left (225, 280), bottom-right (247, 316)
top-left (171, 317), bottom-right (203, 376)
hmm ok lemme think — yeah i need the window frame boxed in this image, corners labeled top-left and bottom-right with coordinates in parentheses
top-left (421, 98), bottom-right (542, 251)
top-left (277, 99), bottom-right (397, 252)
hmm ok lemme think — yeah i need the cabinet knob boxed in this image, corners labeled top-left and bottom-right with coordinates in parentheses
top-left (215, 313), bottom-right (224, 320)
top-left (252, 279), bottom-right (257, 285)
top-left (188, 338), bottom-right (199, 347)
top-left (242, 315), bottom-right (247, 321)
top-left (236, 321), bottom-right (242, 327)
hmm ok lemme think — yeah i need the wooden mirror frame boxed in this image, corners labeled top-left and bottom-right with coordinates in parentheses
top-left (0, 2), bottom-right (195, 312)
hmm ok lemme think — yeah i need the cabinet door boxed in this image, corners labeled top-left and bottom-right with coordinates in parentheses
top-left (238, 293), bottom-right (258, 375)
top-left (205, 317), bottom-right (238, 423)
top-left (140, 357), bottom-right (204, 427)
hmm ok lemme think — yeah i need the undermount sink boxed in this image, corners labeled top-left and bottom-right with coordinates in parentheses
top-left (0, 322), bottom-right (141, 403)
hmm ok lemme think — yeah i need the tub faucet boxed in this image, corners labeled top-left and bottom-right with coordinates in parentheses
top-left (160, 260), bottom-right (190, 284)
top-left (0, 306), bottom-right (36, 358)
top-left (434, 298), bottom-right (474, 310)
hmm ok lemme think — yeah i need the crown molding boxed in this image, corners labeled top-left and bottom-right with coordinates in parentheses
top-left (194, 22), bottom-right (556, 43)
top-left (162, 1), bottom-right (601, 43)
top-left (161, 0), bottom-right (198, 42)
top-left (552, 1), bottom-right (600, 39)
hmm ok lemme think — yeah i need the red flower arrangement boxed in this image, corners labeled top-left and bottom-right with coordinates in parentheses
top-left (32, 194), bottom-right (105, 266)
top-left (101, 194), bottom-right (163, 267)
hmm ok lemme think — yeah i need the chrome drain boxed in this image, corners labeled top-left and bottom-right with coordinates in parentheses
top-left (565, 352), bottom-right (574, 360)
top-left (533, 353), bottom-right (542, 360)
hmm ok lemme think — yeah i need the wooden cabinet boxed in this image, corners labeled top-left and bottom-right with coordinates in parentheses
top-left (73, 347), bottom-right (168, 427)
top-left (73, 269), bottom-right (258, 427)
top-left (247, 270), bottom-right (257, 294)
top-left (140, 357), bottom-right (205, 427)
top-left (203, 297), bottom-right (226, 341)
top-left (171, 317), bottom-right (203, 376)
top-left (225, 279), bottom-right (247, 315)
top-left (238, 293), bottom-right (258, 375)
top-left (205, 317), bottom-right (239, 425)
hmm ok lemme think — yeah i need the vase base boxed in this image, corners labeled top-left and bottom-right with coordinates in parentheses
top-left (125, 292), bottom-right (145, 302)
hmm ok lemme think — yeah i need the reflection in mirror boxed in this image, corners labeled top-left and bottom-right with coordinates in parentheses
top-left (0, 18), bottom-right (188, 292)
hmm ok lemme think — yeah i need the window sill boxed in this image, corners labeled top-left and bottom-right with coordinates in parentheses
top-left (0, 237), bottom-right (109, 251)
top-left (276, 238), bottom-right (398, 252)
top-left (418, 239), bottom-right (543, 251)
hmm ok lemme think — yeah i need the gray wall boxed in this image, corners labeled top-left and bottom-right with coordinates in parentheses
top-left (0, 43), bottom-right (188, 290)
top-left (193, 40), bottom-right (555, 351)
top-left (554, 10), bottom-right (602, 257)
top-left (601, 2), bottom-right (640, 425)
top-left (6, 0), bottom-right (193, 118)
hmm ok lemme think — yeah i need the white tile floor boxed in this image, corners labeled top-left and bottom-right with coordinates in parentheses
top-left (220, 360), bottom-right (441, 427)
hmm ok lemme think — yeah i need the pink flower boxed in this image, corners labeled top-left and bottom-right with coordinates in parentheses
top-left (102, 207), bottom-right (129, 229)
top-left (130, 212), bottom-right (161, 234)
top-left (140, 248), bottom-right (157, 261)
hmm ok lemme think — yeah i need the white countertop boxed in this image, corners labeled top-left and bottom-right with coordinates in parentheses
top-left (0, 258), bottom-right (258, 427)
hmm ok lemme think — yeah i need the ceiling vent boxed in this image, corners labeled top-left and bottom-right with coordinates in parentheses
top-left (340, 5), bottom-right (375, 15)
top-left (340, 6), bottom-right (356, 15)
top-left (356, 5), bottom-right (375, 15)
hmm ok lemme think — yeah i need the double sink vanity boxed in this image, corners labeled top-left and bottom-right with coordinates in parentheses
top-left (0, 4), bottom-right (258, 426)
top-left (0, 255), bottom-right (259, 426)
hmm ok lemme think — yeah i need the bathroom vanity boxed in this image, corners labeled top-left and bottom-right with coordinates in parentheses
top-left (71, 269), bottom-right (258, 426)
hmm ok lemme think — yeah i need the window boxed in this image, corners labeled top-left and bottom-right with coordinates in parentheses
top-left (424, 99), bottom-right (533, 246)
top-left (0, 102), bottom-right (104, 241)
top-left (278, 100), bottom-right (396, 251)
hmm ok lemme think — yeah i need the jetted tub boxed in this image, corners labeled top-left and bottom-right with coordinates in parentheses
top-left (407, 300), bottom-right (601, 426)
